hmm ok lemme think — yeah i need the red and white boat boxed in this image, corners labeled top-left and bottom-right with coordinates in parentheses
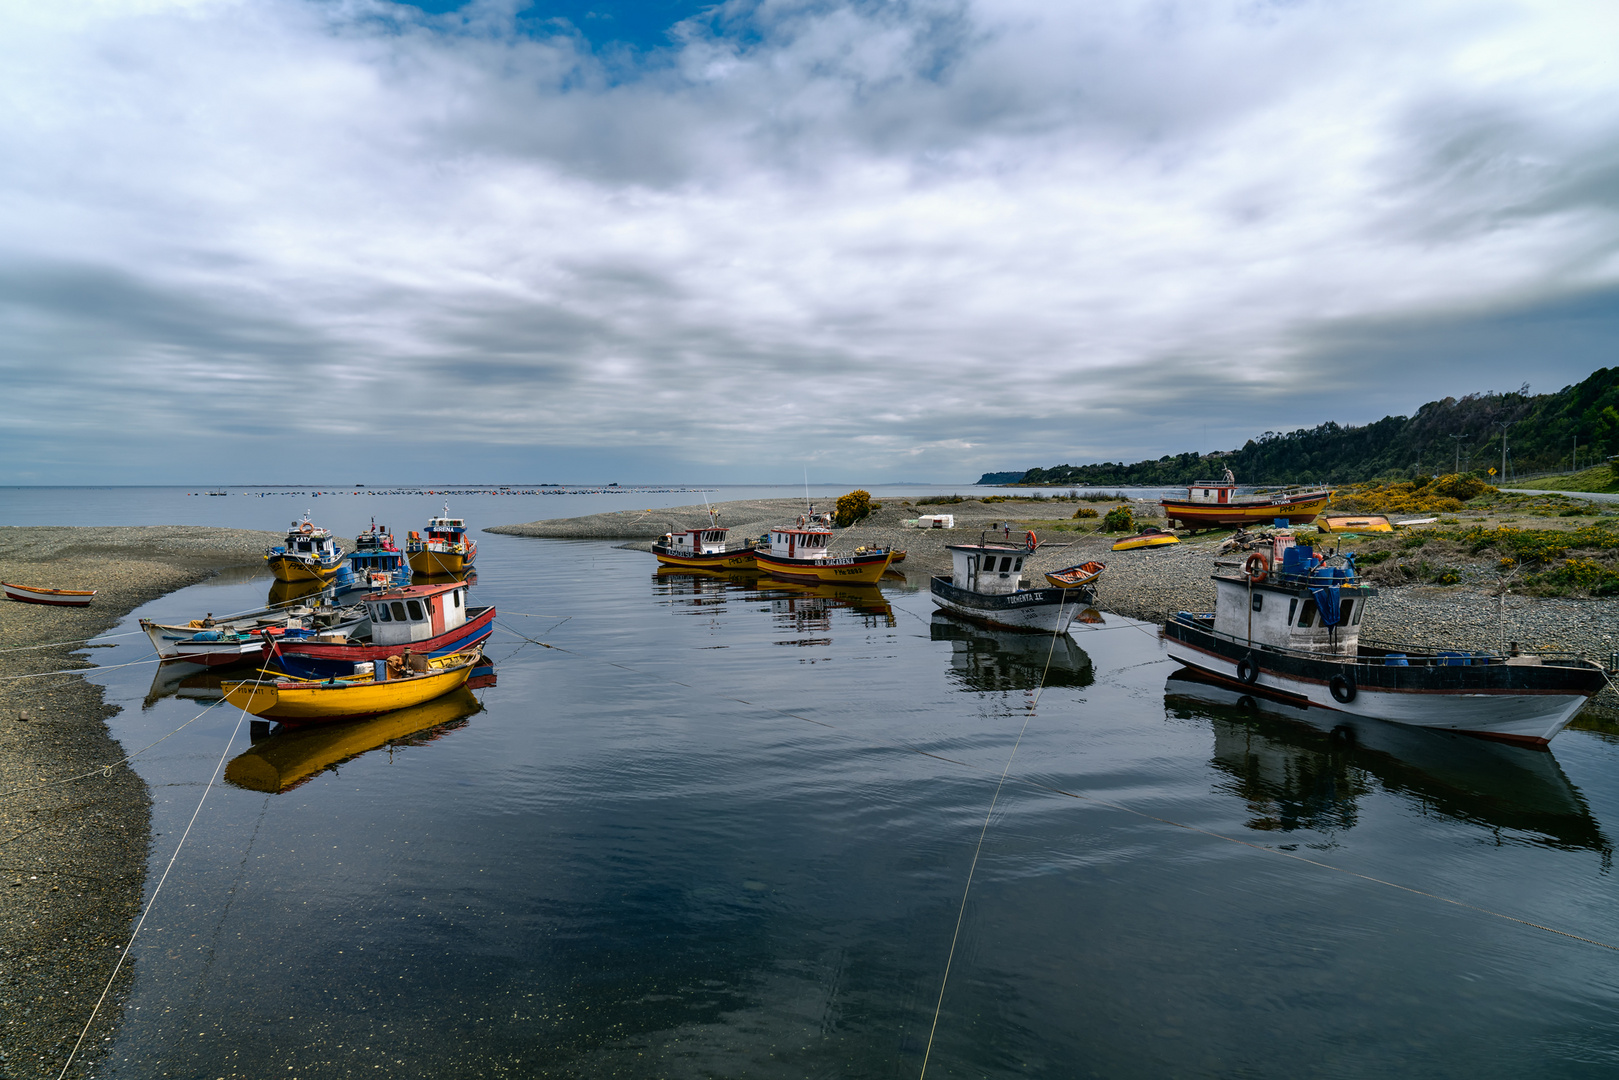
top-left (271, 579), bottom-right (494, 679)
top-left (4, 582), bottom-right (95, 607)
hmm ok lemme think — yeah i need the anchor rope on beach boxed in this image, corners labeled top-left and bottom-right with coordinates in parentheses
top-left (0, 628), bottom-right (146, 654)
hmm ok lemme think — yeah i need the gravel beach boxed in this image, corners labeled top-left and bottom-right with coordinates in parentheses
top-left (491, 495), bottom-right (1619, 708)
top-left (0, 526), bottom-right (277, 1077)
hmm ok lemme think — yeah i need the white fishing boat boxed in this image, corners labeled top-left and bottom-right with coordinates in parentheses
top-left (3, 581), bottom-right (95, 606)
top-left (1161, 533), bottom-right (1609, 746)
top-left (930, 538), bottom-right (1097, 634)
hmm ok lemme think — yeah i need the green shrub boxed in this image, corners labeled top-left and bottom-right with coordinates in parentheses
top-left (834, 490), bottom-right (873, 527)
top-left (1071, 507), bottom-right (1098, 519)
top-left (1527, 557), bottom-right (1619, 596)
top-left (1429, 472), bottom-right (1496, 501)
top-left (1358, 549), bottom-right (1393, 565)
top-left (1102, 505), bottom-right (1135, 532)
top-left (916, 494), bottom-right (964, 506)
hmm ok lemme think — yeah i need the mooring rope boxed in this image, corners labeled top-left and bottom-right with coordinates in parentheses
top-left (54, 665), bottom-right (263, 1080)
top-left (0, 656), bottom-right (165, 683)
top-left (0, 628), bottom-right (146, 654)
top-left (919, 586), bottom-right (1072, 1078)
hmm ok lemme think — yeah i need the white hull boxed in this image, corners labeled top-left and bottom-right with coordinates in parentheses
top-left (1165, 637), bottom-right (1589, 745)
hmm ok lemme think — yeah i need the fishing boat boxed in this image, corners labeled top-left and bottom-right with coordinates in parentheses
top-left (165, 606), bottom-right (370, 668)
top-left (223, 685), bottom-right (483, 793)
top-left (3, 582), bottom-right (95, 606)
top-left (265, 513), bottom-right (346, 583)
top-left (651, 522), bottom-right (757, 570)
top-left (139, 601), bottom-right (362, 660)
top-left (270, 579), bottom-right (494, 679)
top-left (751, 511), bottom-right (894, 584)
top-left (1320, 514), bottom-right (1393, 533)
top-left (1160, 469), bottom-right (1333, 531)
top-left (221, 648), bottom-right (483, 722)
top-left (406, 504), bottom-right (477, 576)
top-left (931, 538), bottom-right (1095, 634)
top-left (338, 519), bottom-right (410, 592)
top-left (1161, 533), bottom-right (1609, 746)
top-left (1044, 561), bottom-right (1106, 589)
top-left (1111, 527), bottom-right (1180, 551)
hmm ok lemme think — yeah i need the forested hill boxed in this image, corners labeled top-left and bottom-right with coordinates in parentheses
top-left (982, 368), bottom-right (1619, 487)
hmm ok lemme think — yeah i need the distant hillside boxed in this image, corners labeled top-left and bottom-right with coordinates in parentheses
top-left (980, 368), bottom-right (1619, 487)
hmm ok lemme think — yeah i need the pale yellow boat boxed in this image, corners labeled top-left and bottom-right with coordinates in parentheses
top-left (221, 649), bottom-right (481, 722)
top-left (1111, 528), bottom-right (1180, 552)
top-left (224, 686), bottom-right (482, 792)
top-left (1320, 514), bottom-right (1393, 534)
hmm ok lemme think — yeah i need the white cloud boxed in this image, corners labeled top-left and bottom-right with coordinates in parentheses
top-left (2, 0), bottom-right (1618, 482)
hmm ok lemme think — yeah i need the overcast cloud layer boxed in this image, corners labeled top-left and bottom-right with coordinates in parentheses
top-left (3, 0), bottom-right (1618, 484)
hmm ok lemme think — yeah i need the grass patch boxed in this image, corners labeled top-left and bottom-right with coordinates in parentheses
top-left (1498, 464), bottom-right (1619, 495)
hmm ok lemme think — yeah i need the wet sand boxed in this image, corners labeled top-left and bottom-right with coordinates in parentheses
top-left (0, 527), bottom-right (276, 1076)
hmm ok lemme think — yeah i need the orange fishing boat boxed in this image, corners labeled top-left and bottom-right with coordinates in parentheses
top-left (1160, 470), bottom-right (1332, 530)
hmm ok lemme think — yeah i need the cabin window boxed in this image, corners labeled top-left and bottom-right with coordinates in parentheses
top-left (407, 600), bottom-right (424, 621)
top-left (1014, 558), bottom-right (1023, 571)
top-left (1287, 599), bottom-right (1298, 624)
top-left (1340, 600), bottom-right (1354, 625)
top-left (390, 602), bottom-right (407, 621)
top-left (454, 589), bottom-right (462, 609)
top-left (1251, 593), bottom-right (1263, 612)
top-left (1000, 557), bottom-right (1012, 572)
top-left (1350, 601), bottom-right (1362, 626)
top-left (1298, 599), bottom-right (1318, 627)
top-left (375, 604), bottom-right (391, 622)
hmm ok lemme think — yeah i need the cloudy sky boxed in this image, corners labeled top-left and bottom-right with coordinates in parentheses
top-left (3, 0), bottom-right (1617, 485)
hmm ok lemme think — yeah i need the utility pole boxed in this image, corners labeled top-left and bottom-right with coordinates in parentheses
top-left (1448, 433), bottom-right (1469, 474)
top-left (1496, 421), bottom-right (1509, 482)
top-left (1572, 434), bottom-right (1578, 474)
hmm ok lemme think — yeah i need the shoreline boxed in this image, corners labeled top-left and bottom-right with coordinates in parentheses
top-left (491, 496), bottom-right (1619, 705)
top-left (0, 526), bottom-right (278, 1074)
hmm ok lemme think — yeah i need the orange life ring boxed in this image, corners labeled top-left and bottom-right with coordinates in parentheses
top-left (1243, 552), bottom-right (1270, 582)
top-left (299, 522), bottom-right (313, 535)
top-left (1025, 531), bottom-right (1038, 553)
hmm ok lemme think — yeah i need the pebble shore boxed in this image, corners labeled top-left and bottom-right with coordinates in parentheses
top-left (0, 526), bottom-right (276, 1076)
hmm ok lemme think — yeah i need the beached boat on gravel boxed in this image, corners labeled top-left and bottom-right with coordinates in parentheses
top-left (265, 514), bottom-right (345, 583)
top-left (3, 581), bottom-right (95, 606)
top-left (931, 539), bottom-right (1094, 634)
top-left (406, 504), bottom-right (477, 576)
top-left (1161, 532), bottom-right (1609, 747)
top-left (1111, 528), bottom-right (1180, 551)
top-left (1319, 514), bottom-right (1393, 533)
top-left (222, 648), bottom-right (483, 722)
top-left (752, 511), bottom-right (894, 584)
top-left (651, 523), bottom-right (757, 570)
top-left (1160, 470), bottom-right (1332, 531)
top-left (1043, 561), bottom-right (1106, 589)
top-left (269, 579), bottom-right (493, 679)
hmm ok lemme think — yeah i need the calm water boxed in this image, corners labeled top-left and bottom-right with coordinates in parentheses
top-left (12, 488), bottom-right (1619, 1077)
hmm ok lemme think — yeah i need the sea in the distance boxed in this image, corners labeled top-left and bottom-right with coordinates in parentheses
top-left (9, 485), bottom-right (1619, 1078)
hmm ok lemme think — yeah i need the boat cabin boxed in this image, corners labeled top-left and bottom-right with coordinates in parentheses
top-left (354, 519), bottom-right (396, 552)
top-left (662, 527), bottom-right (731, 555)
top-left (1185, 480), bottom-right (1237, 505)
top-left (766, 526), bottom-right (831, 561)
top-left (280, 518), bottom-right (340, 562)
top-left (366, 581), bottom-right (470, 645)
top-left (1210, 538), bottom-right (1375, 656)
top-left (947, 543), bottom-right (1028, 596)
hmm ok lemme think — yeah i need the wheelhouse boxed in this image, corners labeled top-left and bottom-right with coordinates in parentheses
top-left (766, 527), bottom-right (831, 561)
top-left (946, 544), bottom-right (1027, 596)
top-left (663, 527), bottom-right (731, 555)
top-left (366, 582), bottom-right (471, 646)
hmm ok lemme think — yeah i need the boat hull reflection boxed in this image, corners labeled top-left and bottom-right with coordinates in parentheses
top-left (267, 578), bottom-right (335, 608)
top-left (931, 613), bottom-right (1094, 692)
top-left (1165, 669), bottom-right (1607, 852)
top-left (224, 685), bottom-right (485, 793)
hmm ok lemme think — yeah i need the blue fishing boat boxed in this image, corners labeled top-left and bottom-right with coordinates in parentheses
top-left (336, 519), bottom-right (410, 593)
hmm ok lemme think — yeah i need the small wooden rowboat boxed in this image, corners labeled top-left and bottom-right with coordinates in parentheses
top-left (1320, 514), bottom-right (1393, 534)
top-left (1111, 528), bottom-right (1180, 552)
top-left (3, 582), bottom-right (95, 606)
top-left (1044, 561), bottom-right (1106, 589)
top-left (221, 648), bottom-right (481, 722)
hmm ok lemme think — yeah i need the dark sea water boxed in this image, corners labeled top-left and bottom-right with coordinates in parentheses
top-left (10, 487), bottom-right (1619, 1078)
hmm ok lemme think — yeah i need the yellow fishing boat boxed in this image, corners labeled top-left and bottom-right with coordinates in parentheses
top-left (752, 512), bottom-right (894, 584)
top-left (406, 503), bottom-right (477, 576)
top-left (1111, 528), bottom-right (1181, 551)
top-left (1160, 470), bottom-right (1333, 530)
top-left (221, 648), bottom-right (481, 721)
top-left (264, 513), bottom-right (345, 583)
top-left (651, 522), bottom-right (757, 570)
top-left (223, 686), bottom-right (483, 793)
top-left (1320, 514), bottom-right (1393, 533)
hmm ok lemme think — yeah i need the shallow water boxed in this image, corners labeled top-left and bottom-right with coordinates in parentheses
top-left (26, 492), bottom-right (1619, 1078)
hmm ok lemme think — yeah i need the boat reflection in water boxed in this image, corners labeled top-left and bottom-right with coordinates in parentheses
top-left (931, 613), bottom-right (1094, 693)
top-left (652, 567), bottom-right (896, 630)
top-left (224, 683), bottom-right (487, 794)
top-left (1165, 669), bottom-right (1609, 854)
top-left (144, 664), bottom-right (234, 709)
top-left (267, 577), bottom-right (335, 608)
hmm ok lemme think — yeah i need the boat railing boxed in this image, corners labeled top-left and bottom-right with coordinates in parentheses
top-left (1172, 614), bottom-right (1598, 669)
